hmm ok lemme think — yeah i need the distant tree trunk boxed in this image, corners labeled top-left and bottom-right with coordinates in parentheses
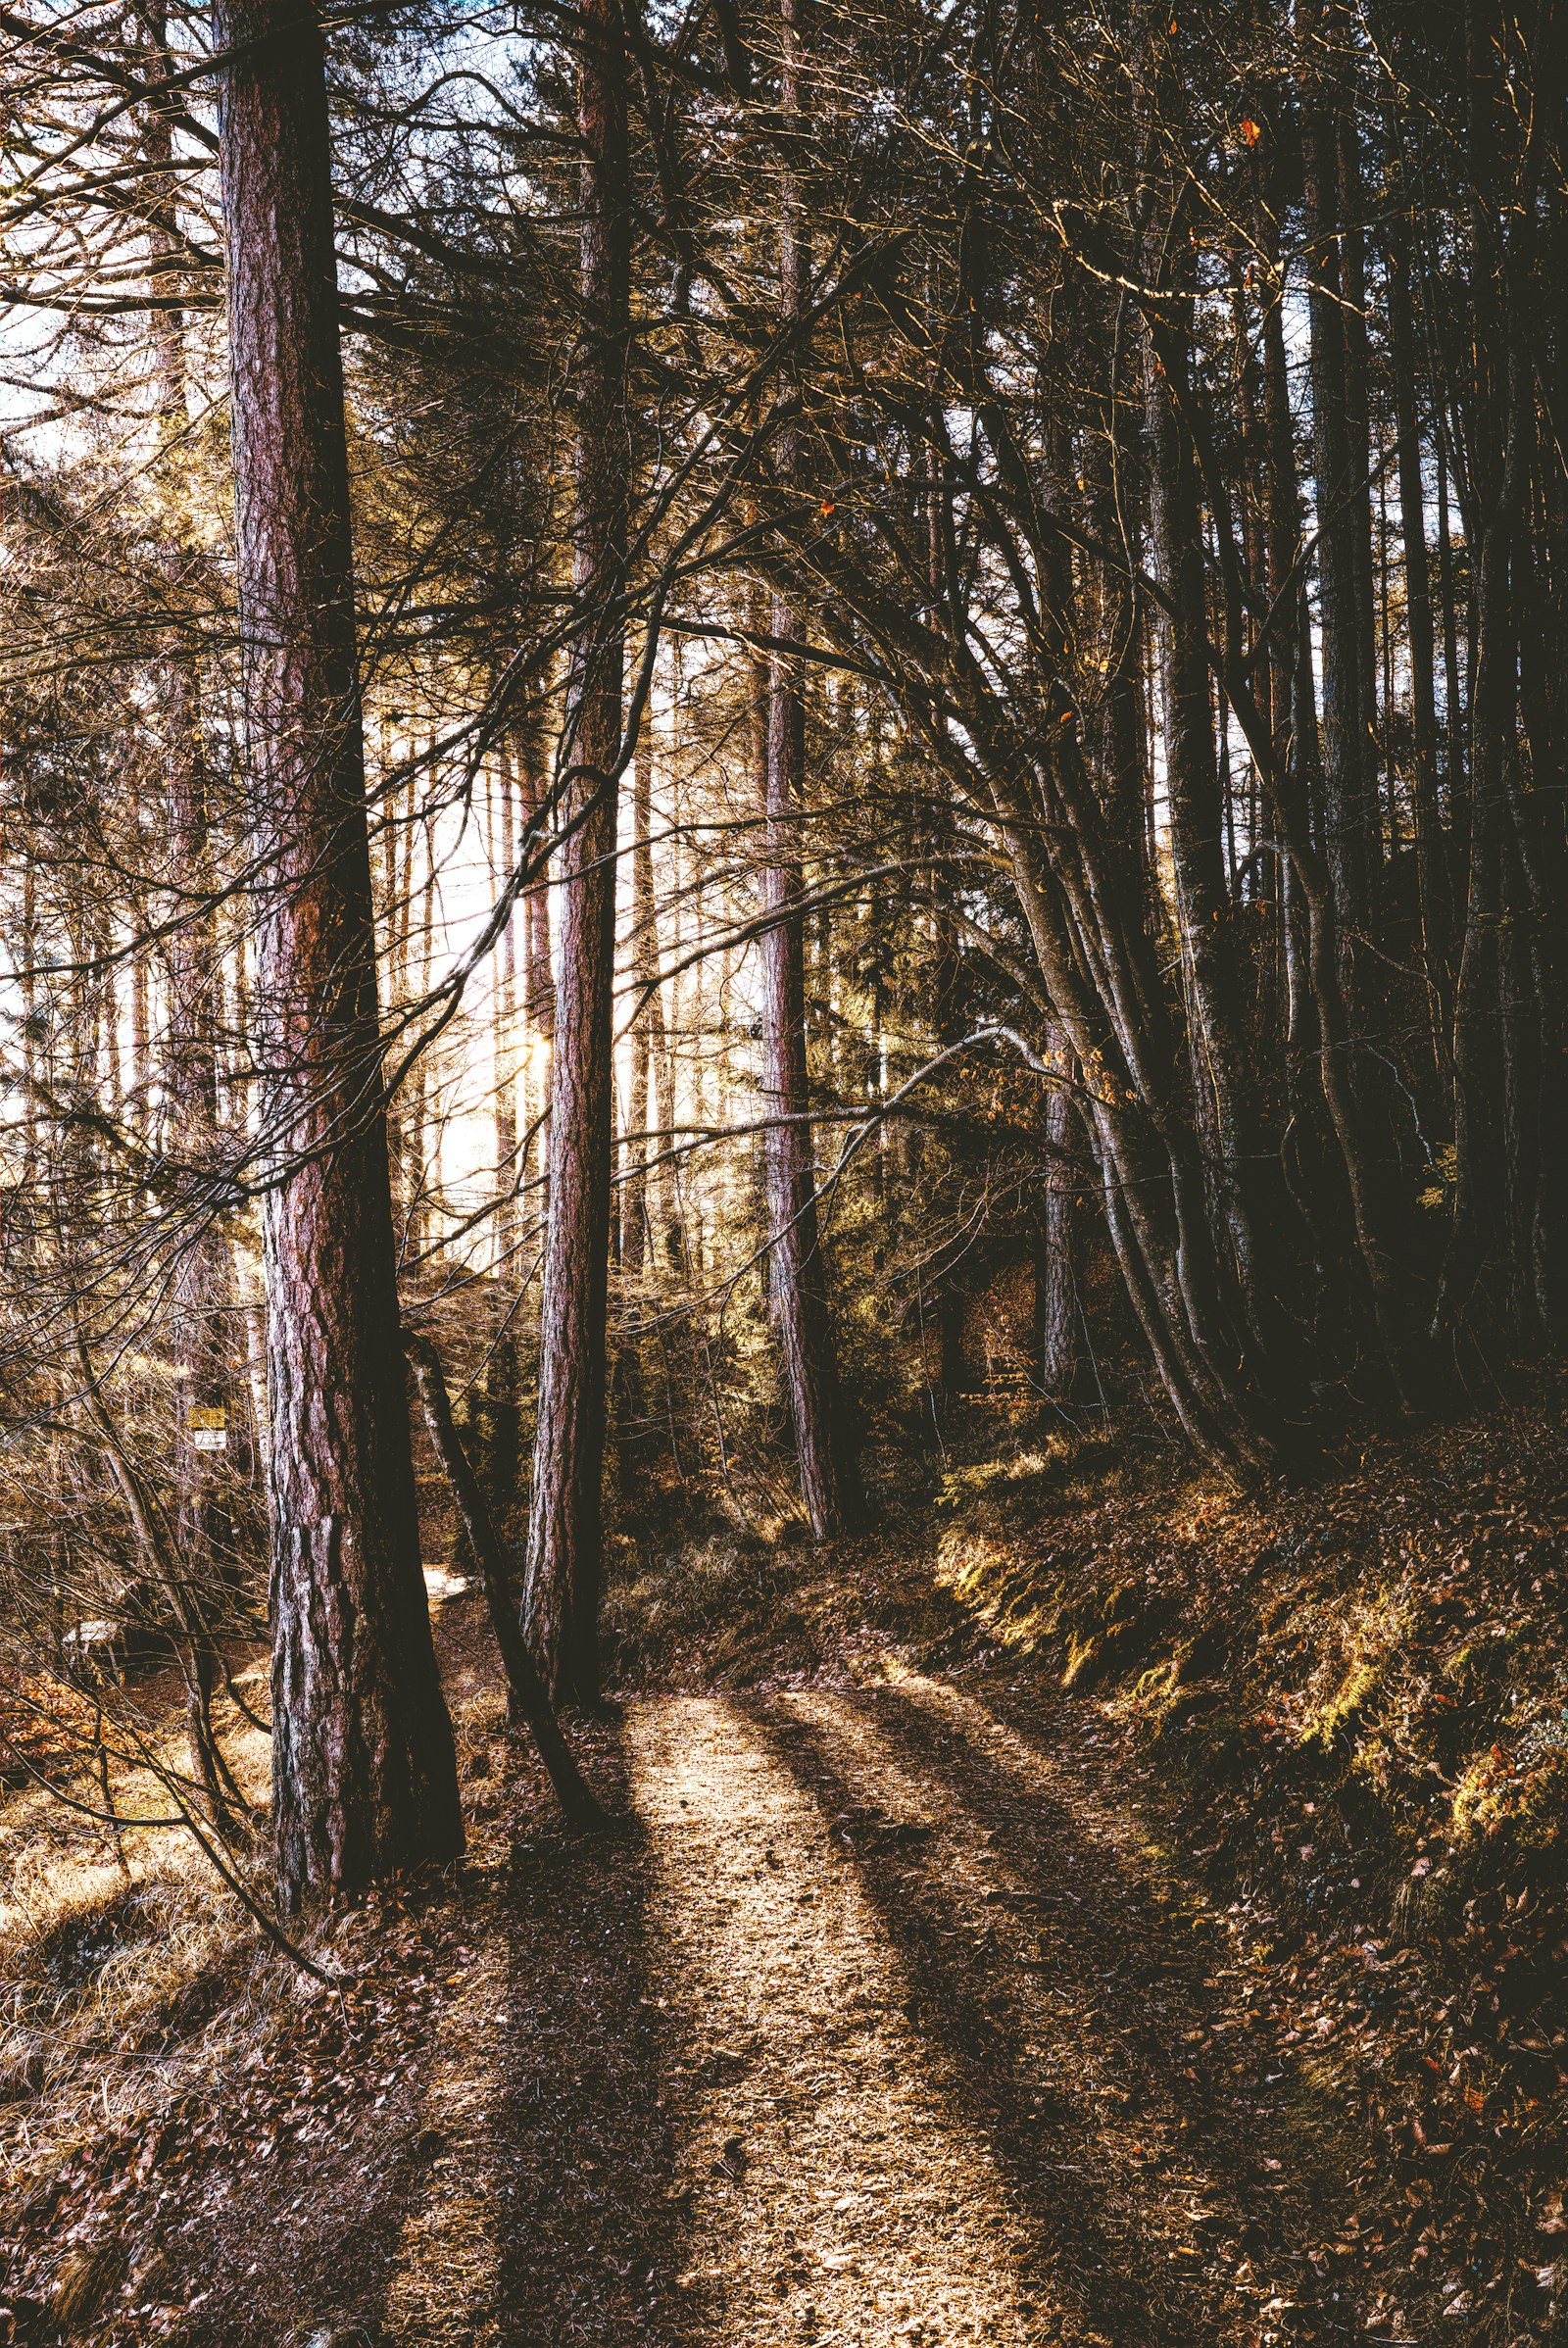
top-left (1032, 1046), bottom-right (1079, 1399)
top-left (375, 753), bottom-right (403, 1226)
top-left (1338, 112), bottom-right (1381, 868)
top-left (1143, 280), bottom-right (1274, 1368)
top-left (923, 441), bottom-right (967, 1420)
top-left (1434, 420), bottom-right (1467, 875)
top-left (486, 753), bottom-right (521, 1528)
top-left (129, 884), bottom-right (153, 1143)
top-left (1085, 342), bottom-right (1148, 882)
top-left (760, 0), bottom-right (862, 1540)
top-left (146, 5), bottom-right (259, 1825)
top-left (1301, 54), bottom-right (1376, 993)
top-left (1386, 220), bottom-right (1451, 1028)
top-left (407, 831), bottom-right (439, 1261)
top-left (522, 0), bottom-right (630, 1707)
top-left (609, 702), bottom-right (656, 1454)
top-left (622, 713), bottom-right (656, 1278)
top-left (1252, 130), bottom-right (1317, 1079)
top-left (516, 736), bottom-right (555, 1207)
top-left (214, 0), bottom-right (463, 1910)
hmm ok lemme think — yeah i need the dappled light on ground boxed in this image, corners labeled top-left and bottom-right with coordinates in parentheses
top-left (628, 1694), bottom-right (1051, 2345)
top-left (381, 1935), bottom-right (509, 2343)
top-left (0, 1649), bottom-right (1413, 2343)
top-left (758, 1681), bottom-right (1361, 2342)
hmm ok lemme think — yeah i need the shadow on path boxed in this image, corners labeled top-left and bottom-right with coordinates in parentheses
top-left (745, 1684), bottom-right (1359, 2347)
top-left (378, 1728), bottom-right (701, 2348)
top-left (166, 1728), bottom-right (697, 2348)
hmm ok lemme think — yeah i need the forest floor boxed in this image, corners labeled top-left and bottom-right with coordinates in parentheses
top-left (6, 1380), bottom-right (1568, 2347)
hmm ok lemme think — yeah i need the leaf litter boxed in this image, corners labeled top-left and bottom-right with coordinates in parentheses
top-left (4, 1381), bottom-right (1568, 2342)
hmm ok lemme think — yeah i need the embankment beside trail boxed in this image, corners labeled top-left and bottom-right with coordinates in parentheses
top-left (605, 1370), bottom-right (1568, 2338)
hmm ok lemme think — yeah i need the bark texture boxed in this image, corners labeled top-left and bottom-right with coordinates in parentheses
top-left (215, 0), bottom-right (462, 1910)
top-left (522, 0), bottom-right (631, 1706)
top-left (147, 5), bottom-right (259, 1823)
top-left (405, 1334), bottom-right (603, 1824)
top-left (759, 0), bottom-right (862, 1540)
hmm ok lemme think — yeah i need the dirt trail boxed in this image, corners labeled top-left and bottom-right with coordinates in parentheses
top-left (13, 1665), bottom-right (1365, 2346)
top-left (373, 1675), bottom-right (1356, 2348)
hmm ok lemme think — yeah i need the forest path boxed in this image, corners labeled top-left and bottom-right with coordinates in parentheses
top-left (375, 1673), bottom-right (1354, 2348)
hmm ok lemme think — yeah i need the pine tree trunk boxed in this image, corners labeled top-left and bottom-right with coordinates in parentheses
top-left (622, 716), bottom-right (656, 1278)
top-left (1338, 113), bottom-right (1382, 870)
top-left (146, 6), bottom-right (260, 1819)
top-left (486, 754), bottom-right (521, 1527)
top-left (522, 0), bottom-right (630, 1707)
top-left (1386, 220), bottom-right (1452, 1025)
top-left (759, 0), bottom-right (862, 1538)
top-left (1301, 59), bottom-right (1376, 991)
top-left (1144, 292), bottom-right (1273, 1366)
top-left (517, 741), bottom-right (555, 1204)
top-left (761, 609), bottom-right (862, 1535)
top-left (1033, 1045), bottom-right (1079, 1399)
top-left (215, 0), bottom-right (463, 1910)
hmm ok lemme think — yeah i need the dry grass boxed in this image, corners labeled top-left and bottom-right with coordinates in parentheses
top-left (2, 1651), bottom-right (277, 2266)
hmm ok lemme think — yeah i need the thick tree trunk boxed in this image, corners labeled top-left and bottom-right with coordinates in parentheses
top-left (1438, 193), bottom-right (1554, 1345)
top-left (215, 0), bottom-right (463, 1910)
top-left (522, 0), bottom-right (630, 1706)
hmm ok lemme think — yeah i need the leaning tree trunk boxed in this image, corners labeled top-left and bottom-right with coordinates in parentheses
top-left (522, 0), bottom-right (630, 1707)
top-left (214, 0), bottom-right (463, 1911)
top-left (406, 1334), bottom-right (603, 1826)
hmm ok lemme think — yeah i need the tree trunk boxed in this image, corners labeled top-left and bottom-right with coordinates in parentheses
top-left (1301, 56), bottom-right (1376, 991)
top-left (759, 0), bottom-right (862, 1539)
top-left (147, 4), bottom-right (260, 1822)
top-left (622, 713), bottom-right (656, 1279)
top-left (215, 0), bottom-right (463, 1910)
top-left (1435, 419), bottom-right (1467, 879)
top-left (516, 735), bottom-right (555, 1214)
top-left (486, 753), bottom-right (522, 1527)
top-left (405, 1334), bottom-right (603, 1825)
top-left (522, 0), bottom-right (630, 1707)
top-left (1386, 220), bottom-right (1452, 1027)
top-left (1337, 112), bottom-right (1381, 869)
top-left (1144, 290), bottom-right (1274, 1368)
top-left (1032, 1047), bottom-right (1079, 1400)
